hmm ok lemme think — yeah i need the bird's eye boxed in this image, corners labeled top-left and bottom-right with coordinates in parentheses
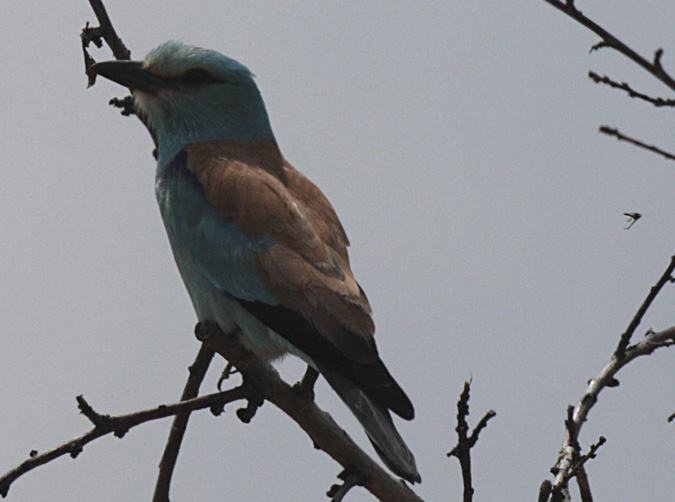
top-left (179, 68), bottom-right (221, 86)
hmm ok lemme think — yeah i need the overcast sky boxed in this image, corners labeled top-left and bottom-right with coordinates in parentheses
top-left (2, 1), bottom-right (674, 501)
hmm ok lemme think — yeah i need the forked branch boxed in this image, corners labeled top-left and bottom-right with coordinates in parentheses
top-left (0, 386), bottom-right (249, 498)
top-left (544, 256), bottom-right (675, 500)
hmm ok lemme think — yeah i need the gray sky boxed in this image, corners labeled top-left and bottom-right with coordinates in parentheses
top-left (2, 1), bottom-right (674, 501)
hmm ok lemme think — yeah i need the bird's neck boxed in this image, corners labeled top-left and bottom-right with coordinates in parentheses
top-left (155, 120), bottom-right (275, 167)
top-left (144, 85), bottom-right (276, 167)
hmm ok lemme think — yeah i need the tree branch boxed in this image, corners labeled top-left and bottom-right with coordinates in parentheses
top-left (85, 0), bottom-right (130, 60)
top-left (540, 0), bottom-right (675, 92)
top-left (197, 323), bottom-right (425, 502)
top-left (447, 381), bottom-right (496, 502)
top-left (599, 126), bottom-right (675, 163)
top-left (569, 436), bottom-right (605, 502)
top-left (544, 256), bottom-right (675, 500)
top-left (588, 71), bottom-right (675, 107)
top-left (547, 327), bottom-right (675, 499)
top-left (153, 345), bottom-right (215, 502)
top-left (327, 471), bottom-right (365, 502)
top-left (0, 387), bottom-right (249, 498)
top-left (614, 255), bottom-right (675, 358)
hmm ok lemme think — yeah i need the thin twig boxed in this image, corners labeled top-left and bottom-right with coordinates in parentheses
top-left (153, 345), bottom-right (215, 502)
top-left (447, 381), bottom-right (496, 502)
top-left (0, 387), bottom-right (248, 498)
top-left (560, 436), bottom-right (605, 497)
top-left (451, 382), bottom-right (474, 502)
top-left (588, 71), bottom-right (675, 107)
top-left (599, 126), bottom-right (675, 163)
top-left (614, 255), bottom-right (675, 358)
top-left (540, 0), bottom-right (675, 92)
top-left (87, 0), bottom-right (130, 60)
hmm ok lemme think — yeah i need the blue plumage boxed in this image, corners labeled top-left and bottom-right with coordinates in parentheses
top-left (158, 150), bottom-right (277, 303)
top-left (90, 41), bottom-right (421, 483)
top-left (137, 42), bottom-right (275, 166)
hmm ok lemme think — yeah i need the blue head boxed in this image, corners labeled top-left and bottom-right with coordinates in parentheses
top-left (90, 41), bottom-right (275, 166)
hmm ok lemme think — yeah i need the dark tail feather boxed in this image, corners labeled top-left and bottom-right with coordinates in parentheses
top-left (318, 365), bottom-right (421, 483)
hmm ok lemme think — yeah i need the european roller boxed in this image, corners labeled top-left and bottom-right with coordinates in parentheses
top-left (90, 41), bottom-right (420, 483)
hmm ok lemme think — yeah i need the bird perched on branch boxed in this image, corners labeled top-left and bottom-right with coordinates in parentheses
top-left (89, 41), bottom-right (419, 483)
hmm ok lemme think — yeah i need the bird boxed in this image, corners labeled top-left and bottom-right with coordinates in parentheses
top-left (89, 40), bottom-right (420, 483)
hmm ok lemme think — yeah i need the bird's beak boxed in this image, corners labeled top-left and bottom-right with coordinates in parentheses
top-left (89, 60), bottom-right (166, 94)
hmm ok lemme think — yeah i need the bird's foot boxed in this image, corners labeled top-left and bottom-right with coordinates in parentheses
top-left (217, 362), bottom-right (239, 391)
top-left (109, 95), bottom-right (135, 116)
top-left (194, 320), bottom-right (221, 341)
top-left (236, 381), bottom-right (264, 424)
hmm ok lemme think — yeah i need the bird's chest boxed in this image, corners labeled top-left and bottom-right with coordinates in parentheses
top-left (154, 156), bottom-right (291, 360)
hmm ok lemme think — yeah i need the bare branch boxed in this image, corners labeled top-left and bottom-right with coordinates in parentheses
top-left (540, 0), bottom-right (675, 92)
top-left (153, 345), bottom-right (214, 502)
top-left (588, 71), bottom-right (675, 107)
top-left (447, 381), bottom-right (496, 502)
top-left (544, 258), bottom-right (675, 500)
top-left (197, 323), bottom-right (425, 502)
top-left (615, 255), bottom-right (675, 358)
top-left (560, 436), bottom-right (605, 501)
top-left (599, 126), bottom-right (675, 163)
top-left (575, 465), bottom-right (593, 502)
top-left (86, 0), bottom-right (130, 60)
top-left (327, 471), bottom-right (364, 502)
top-left (538, 480), bottom-right (553, 502)
top-left (292, 365), bottom-right (320, 401)
top-left (0, 387), bottom-right (248, 498)
top-left (547, 319), bottom-right (675, 500)
top-left (82, 0), bottom-right (133, 112)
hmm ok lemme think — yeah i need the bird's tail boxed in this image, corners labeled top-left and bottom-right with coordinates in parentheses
top-left (318, 365), bottom-right (421, 483)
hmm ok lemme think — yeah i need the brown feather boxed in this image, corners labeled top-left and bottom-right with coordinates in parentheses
top-left (183, 140), bottom-right (375, 361)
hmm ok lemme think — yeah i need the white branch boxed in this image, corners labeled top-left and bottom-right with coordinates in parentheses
top-left (549, 325), bottom-right (675, 497)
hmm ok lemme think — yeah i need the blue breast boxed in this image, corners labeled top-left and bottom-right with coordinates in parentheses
top-left (157, 150), bottom-right (278, 304)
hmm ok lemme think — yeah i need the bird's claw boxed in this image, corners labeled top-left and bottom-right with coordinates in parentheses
top-left (217, 362), bottom-right (239, 391)
top-left (236, 384), bottom-right (264, 424)
top-left (194, 320), bottom-right (220, 341)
